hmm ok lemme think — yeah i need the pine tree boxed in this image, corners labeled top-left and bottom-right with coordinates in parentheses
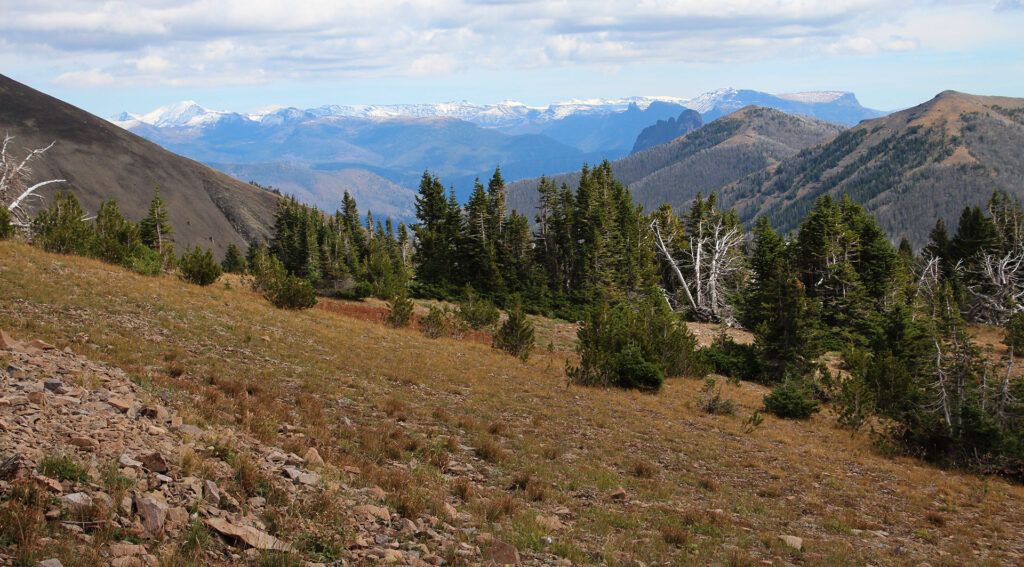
top-left (139, 187), bottom-right (173, 254)
top-left (93, 198), bottom-right (143, 266)
top-left (221, 242), bottom-right (247, 273)
top-left (31, 191), bottom-right (94, 256)
top-left (493, 295), bottom-right (534, 361)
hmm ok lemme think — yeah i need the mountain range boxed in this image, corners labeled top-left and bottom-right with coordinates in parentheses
top-left (723, 90), bottom-right (1024, 246)
top-left (507, 107), bottom-right (846, 217)
top-left (0, 73), bottom-right (278, 256)
top-left (111, 89), bottom-right (885, 219)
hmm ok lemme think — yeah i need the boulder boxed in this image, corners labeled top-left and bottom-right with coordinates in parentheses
top-left (483, 540), bottom-right (521, 566)
top-left (779, 534), bottom-right (803, 551)
top-left (134, 493), bottom-right (169, 535)
top-left (204, 517), bottom-right (292, 551)
top-left (139, 452), bottom-right (168, 473)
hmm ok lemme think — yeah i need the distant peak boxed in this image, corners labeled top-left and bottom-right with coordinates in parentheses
top-left (777, 91), bottom-right (852, 104)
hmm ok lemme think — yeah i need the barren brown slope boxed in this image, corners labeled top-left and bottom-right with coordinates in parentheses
top-left (0, 74), bottom-right (277, 256)
top-left (725, 91), bottom-right (1024, 246)
top-left (507, 106), bottom-right (844, 216)
top-left (2, 241), bottom-right (1023, 566)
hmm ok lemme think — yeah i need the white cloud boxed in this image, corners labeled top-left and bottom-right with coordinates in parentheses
top-left (0, 0), bottom-right (1020, 88)
top-left (53, 68), bottom-right (116, 87)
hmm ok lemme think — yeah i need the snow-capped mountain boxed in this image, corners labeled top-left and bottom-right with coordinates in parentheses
top-left (112, 89), bottom-right (882, 133)
top-left (108, 88), bottom-right (885, 221)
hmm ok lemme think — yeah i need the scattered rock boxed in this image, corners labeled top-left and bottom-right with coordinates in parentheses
top-left (109, 543), bottom-right (147, 557)
top-left (483, 540), bottom-right (521, 566)
top-left (61, 492), bottom-right (95, 515)
top-left (779, 535), bottom-right (803, 551)
top-left (140, 404), bottom-right (169, 422)
top-left (536, 514), bottom-right (564, 531)
top-left (303, 447), bottom-right (324, 468)
top-left (610, 487), bottom-right (627, 500)
top-left (135, 493), bottom-right (169, 535)
top-left (204, 517), bottom-right (292, 552)
top-left (27, 391), bottom-right (47, 406)
top-left (0, 329), bottom-right (19, 349)
top-left (107, 396), bottom-right (134, 413)
top-left (203, 479), bottom-right (221, 505)
top-left (38, 559), bottom-right (64, 567)
top-left (139, 452), bottom-right (168, 473)
top-left (69, 436), bottom-right (98, 451)
top-left (119, 454), bottom-right (143, 468)
top-left (25, 339), bottom-right (56, 350)
top-left (354, 504), bottom-right (391, 522)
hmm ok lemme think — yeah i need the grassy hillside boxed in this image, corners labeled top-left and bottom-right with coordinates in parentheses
top-left (2, 241), bottom-right (1023, 566)
top-left (507, 107), bottom-right (844, 218)
top-left (726, 91), bottom-right (1024, 246)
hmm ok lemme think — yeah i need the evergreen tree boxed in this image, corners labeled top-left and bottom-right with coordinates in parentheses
top-left (139, 187), bottom-right (173, 254)
top-left (493, 295), bottom-right (535, 361)
top-left (31, 191), bottom-right (94, 256)
top-left (93, 199), bottom-right (144, 266)
top-left (221, 242), bottom-right (247, 273)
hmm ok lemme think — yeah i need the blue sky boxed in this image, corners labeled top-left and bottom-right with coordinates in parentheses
top-left (2, 0), bottom-right (1023, 117)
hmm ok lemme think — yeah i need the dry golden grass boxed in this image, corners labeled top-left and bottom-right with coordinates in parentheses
top-left (2, 240), bottom-right (1024, 566)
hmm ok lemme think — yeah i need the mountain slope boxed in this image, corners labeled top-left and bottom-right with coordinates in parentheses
top-left (537, 101), bottom-right (691, 155)
top-left (0, 74), bottom-right (277, 255)
top-left (631, 109), bottom-right (704, 153)
top-left (507, 106), bottom-right (845, 216)
top-left (724, 91), bottom-right (1024, 246)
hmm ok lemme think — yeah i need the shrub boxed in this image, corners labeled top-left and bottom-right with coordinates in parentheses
top-left (1005, 310), bottom-right (1024, 355)
top-left (0, 206), bottom-right (14, 239)
top-left (333, 281), bottom-right (373, 301)
top-left (128, 246), bottom-right (164, 276)
top-left (493, 295), bottom-right (534, 361)
top-left (613, 347), bottom-right (663, 391)
top-left (763, 381), bottom-right (820, 419)
top-left (386, 292), bottom-right (415, 327)
top-left (697, 334), bottom-right (761, 383)
top-left (30, 191), bottom-right (94, 255)
top-left (458, 285), bottom-right (500, 330)
top-left (698, 377), bottom-right (736, 415)
top-left (567, 289), bottom-right (700, 388)
top-left (265, 274), bottom-right (317, 310)
top-left (178, 245), bottom-right (222, 286)
top-left (420, 305), bottom-right (450, 338)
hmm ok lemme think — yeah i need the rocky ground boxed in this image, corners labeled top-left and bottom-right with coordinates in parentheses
top-left (0, 330), bottom-right (548, 566)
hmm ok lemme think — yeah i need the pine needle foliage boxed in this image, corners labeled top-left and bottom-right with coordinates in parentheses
top-left (386, 293), bottom-right (415, 328)
top-left (493, 295), bottom-right (534, 361)
top-left (178, 245), bottom-right (222, 286)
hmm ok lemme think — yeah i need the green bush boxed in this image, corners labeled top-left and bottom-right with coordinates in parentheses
top-left (493, 296), bottom-right (534, 361)
top-left (31, 191), bottom-right (94, 255)
top-left (697, 335), bottom-right (761, 383)
top-left (386, 293), bottom-right (415, 328)
top-left (178, 245), bottom-right (222, 286)
top-left (698, 377), bottom-right (736, 415)
top-left (458, 285), bottom-right (500, 330)
top-left (763, 381), bottom-right (820, 419)
top-left (567, 289), bottom-right (700, 388)
top-left (333, 281), bottom-right (373, 301)
top-left (613, 347), bottom-right (663, 391)
top-left (420, 305), bottom-right (451, 339)
top-left (0, 206), bottom-right (13, 239)
top-left (128, 246), bottom-right (164, 276)
top-left (265, 275), bottom-right (317, 310)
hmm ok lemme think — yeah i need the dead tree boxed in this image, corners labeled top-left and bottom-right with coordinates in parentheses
top-left (0, 133), bottom-right (64, 228)
top-left (968, 249), bottom-right (1024, 324)
top-left (650, 203), bottom-right (745, 325)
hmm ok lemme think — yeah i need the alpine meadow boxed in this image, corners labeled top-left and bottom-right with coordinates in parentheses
top-left (3, 2), bottom-right (1024, 565)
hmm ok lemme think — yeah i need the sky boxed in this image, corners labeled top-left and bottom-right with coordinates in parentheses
top-left (2, 0), bottom-right (1023, 117)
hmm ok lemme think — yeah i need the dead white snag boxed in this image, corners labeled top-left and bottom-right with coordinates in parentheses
top-left (0, 133), bottom-right (64, 227)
